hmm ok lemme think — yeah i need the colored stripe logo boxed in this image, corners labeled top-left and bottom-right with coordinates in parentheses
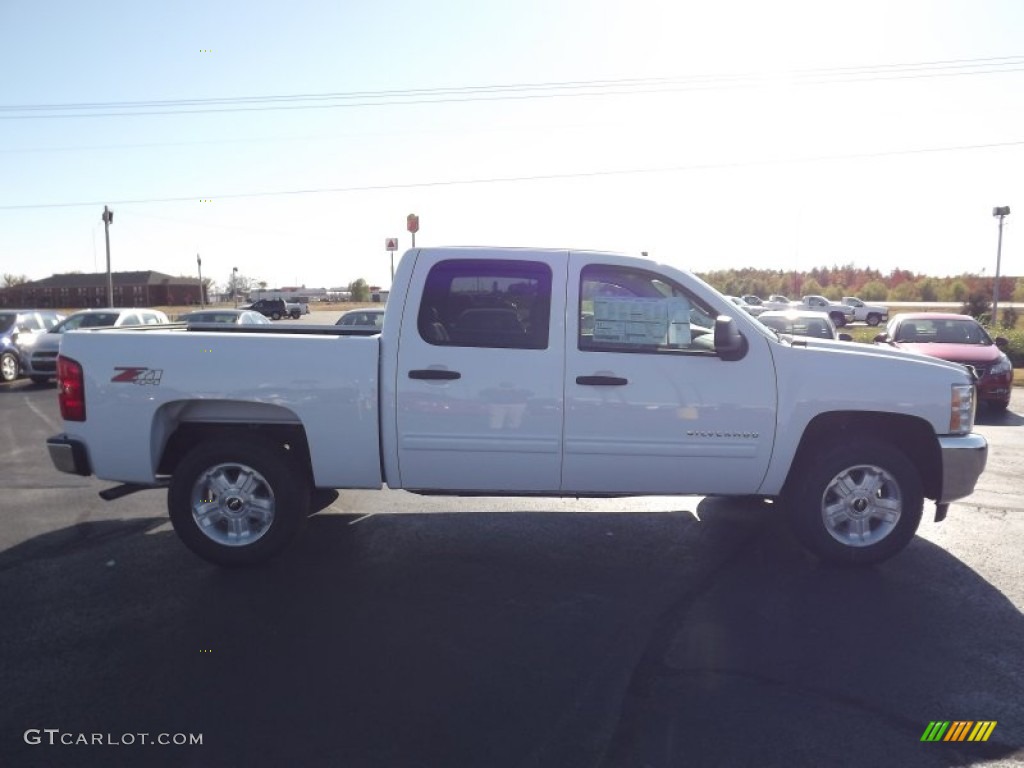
top-left (921, 721), bottom-right (997, 742)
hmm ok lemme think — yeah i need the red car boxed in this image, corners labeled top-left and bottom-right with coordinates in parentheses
top-left (879, 313), bottom-right (1013, 411)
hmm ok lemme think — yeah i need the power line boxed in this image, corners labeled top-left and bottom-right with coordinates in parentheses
top-left (1, 138), bottom-right (1021, 212)
top-left (2, 55), bottom-right (1022, 120)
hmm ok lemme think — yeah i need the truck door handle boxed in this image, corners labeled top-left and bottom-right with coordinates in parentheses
top-left (409, 369), bottom-right (461, 380)
top-left (576, 375), bottom-right (628, 386)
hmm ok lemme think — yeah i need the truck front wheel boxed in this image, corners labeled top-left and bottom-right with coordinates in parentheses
top-left (785, 440), bottom-right (923, 565)
top-left (168, 438), bottom-right (310, 566)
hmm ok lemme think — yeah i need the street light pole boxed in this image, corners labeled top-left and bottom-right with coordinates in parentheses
top-left (102, 206), bottom-right (114, 307)
top-left (197, 253), bottom-right (204, 309)
top-left (232, 267), bottom-right (239, 308)
top-left (992, 206), bottom-right (1011, 327)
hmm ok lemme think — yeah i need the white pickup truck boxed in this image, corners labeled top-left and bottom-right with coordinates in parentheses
top-left (797, 295), bottom-right (857, 327)
top-left (47, 247), bottom-right (987, 567)
top-left (842, 296), bottom-right (889, 327)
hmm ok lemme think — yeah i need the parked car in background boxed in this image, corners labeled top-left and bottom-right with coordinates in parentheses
top-left (758, 309), bottom-right (850, 341)
top-left (842, 296), bottom-right (889, 326)
top-left (740, 295), bottom-right (765, 309)
top-left (335, 308), bottom-right (385, 331)
top-left (0, 309), bottom-right (66, 383)
top-left (24, 308), bottom-right (169, 384)
top-left (242, 299), bottom-right (288, 320)
top-left (285, 301), bottom-right (310, 318)
top-left (763, 294), bottom-right (796, 311)
top-left (726, 296), bottom-right (766, 317)
top-left (178, 309), bottom-right (271, 326)
top-left (796, 295), bottom-right (856, 327)
top-left (877, 313), bottom-right (1013, 411)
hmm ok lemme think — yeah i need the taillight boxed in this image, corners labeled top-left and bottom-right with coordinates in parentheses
top-left (57, 355), bottom-right (86, 421)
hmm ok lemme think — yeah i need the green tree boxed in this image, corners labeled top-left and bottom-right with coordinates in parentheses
top-left (799, 277), bottom-right (824, 296)
top-left (949, 280), bottom-right (969, 302)
top-left (823, 284), bottom-right (844, 301)
top-left (890, 282), bottom-right (921, 302)
top-left (860, 281), bottom-right (888, 301)
top-left (916, 278), bottom-right (939, 302)
top-left (348, 278), bottom-right (370, 302)
top-left (960, 291), bottom-right (991, 321)
top-left (1013, 279), bottom-right (1024, 303)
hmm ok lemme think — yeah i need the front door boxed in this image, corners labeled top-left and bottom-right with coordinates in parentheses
top-left (561, 253), bottom-right (777, 495)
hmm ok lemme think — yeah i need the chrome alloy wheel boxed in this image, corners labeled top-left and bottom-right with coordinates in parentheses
top-left (820, 464), bottom-right (902, 548)
top-left (1, 352), bottom-right (18, 382)
top-left (189, 462), bottom-right (276, 547)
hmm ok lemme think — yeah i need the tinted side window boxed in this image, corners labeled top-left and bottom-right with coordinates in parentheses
top-left (579, 265), bottom-right (717, 354)
top-left (419, 259), bottom-right (551, 349)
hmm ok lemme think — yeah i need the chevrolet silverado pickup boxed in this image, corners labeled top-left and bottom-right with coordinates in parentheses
top-left (46, 247), bottom-right (988, 567)
top-left (797, 295), bottom-right (857, 327)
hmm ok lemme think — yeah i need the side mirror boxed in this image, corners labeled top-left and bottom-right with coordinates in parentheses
top-left (838, 333), bottom-right (853, 342)
top-left (873, 332), bottom-right (889, 344)
top-left (714, 315), bottom-right (748, 361)
top-left (995, 336), bottom-right (1009, 351)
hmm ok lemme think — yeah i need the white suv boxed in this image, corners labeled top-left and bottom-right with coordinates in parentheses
top-left (24, 308), bottom-right (169, 384)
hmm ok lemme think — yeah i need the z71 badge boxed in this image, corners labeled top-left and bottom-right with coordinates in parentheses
top-left (111, 367), bottom-right (163, 385)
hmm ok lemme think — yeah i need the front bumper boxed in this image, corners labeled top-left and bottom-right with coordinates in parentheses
top-left (936, 433), bottom-right (988, 505)
top-left (47, 435), bottom-right (92, 476)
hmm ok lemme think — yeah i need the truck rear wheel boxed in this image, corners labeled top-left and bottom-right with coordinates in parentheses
top-left (784, 440), bottom-right (923, 565)
top-left (168, 437), bottom-right (310, 566)
top-left (866, 313), bottom-right (881, 326)
top-left (829, 312), bottom-right (846, 328)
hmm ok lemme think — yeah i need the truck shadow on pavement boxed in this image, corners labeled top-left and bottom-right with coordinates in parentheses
top-left (976, 406), bottom-right (1024, 427)
top-left (0, 501), bottom-right (1021, 768)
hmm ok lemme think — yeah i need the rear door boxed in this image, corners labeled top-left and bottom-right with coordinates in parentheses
top-left (395, 250), bottom-right (567, 492)
top-left (561, 252), bottom-right (777, 495)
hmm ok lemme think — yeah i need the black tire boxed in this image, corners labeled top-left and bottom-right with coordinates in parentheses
top-left (29, 375), bottom-right (50, 385)
top-left (168, 437), bottom-right (310, 566)
top-left (783, 440), bottom-right (923, 566)
top-left (866, 314), bottom-right (881, 327)
top-left (0, 351), bottom-right (20, 383)
top-left (830, 312), bottom-right (846, 328)
top-left (270, 311), bottom-right (282, 321)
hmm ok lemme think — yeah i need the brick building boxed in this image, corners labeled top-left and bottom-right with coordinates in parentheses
top-left (0, 271), bottom-right (202, 309)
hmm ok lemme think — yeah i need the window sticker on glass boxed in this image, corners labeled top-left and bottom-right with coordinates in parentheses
top-left (592, 296), bottom-right (691, 347)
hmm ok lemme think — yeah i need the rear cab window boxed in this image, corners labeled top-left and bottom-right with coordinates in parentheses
top-left (417, 259), bottom-right (552, 350)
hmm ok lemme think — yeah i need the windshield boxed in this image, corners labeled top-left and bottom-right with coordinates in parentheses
top-left (895, 318), bottom-right (992, 345)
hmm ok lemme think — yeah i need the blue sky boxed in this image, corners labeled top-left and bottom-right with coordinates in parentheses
top-left (2, 0), bottom-right (1023, 291)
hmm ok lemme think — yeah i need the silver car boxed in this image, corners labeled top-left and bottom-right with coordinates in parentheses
top-left (178, 309), bottom-right (271, 326)
top-left (24, 308), bottom-right (169, 384)
top-left (335, 308), bottom-right (385, 331)
top-left (758, 309), bottom-right (849, 341)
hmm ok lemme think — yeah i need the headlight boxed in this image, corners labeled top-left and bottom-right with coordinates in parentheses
top-left (950, 383), bottom-right (976, 434)
top-left (991, 354), bottom-right (1012, 375)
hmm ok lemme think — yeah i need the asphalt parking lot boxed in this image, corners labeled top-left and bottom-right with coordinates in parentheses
top-left (1, 371), bottom-right (1022, 767)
